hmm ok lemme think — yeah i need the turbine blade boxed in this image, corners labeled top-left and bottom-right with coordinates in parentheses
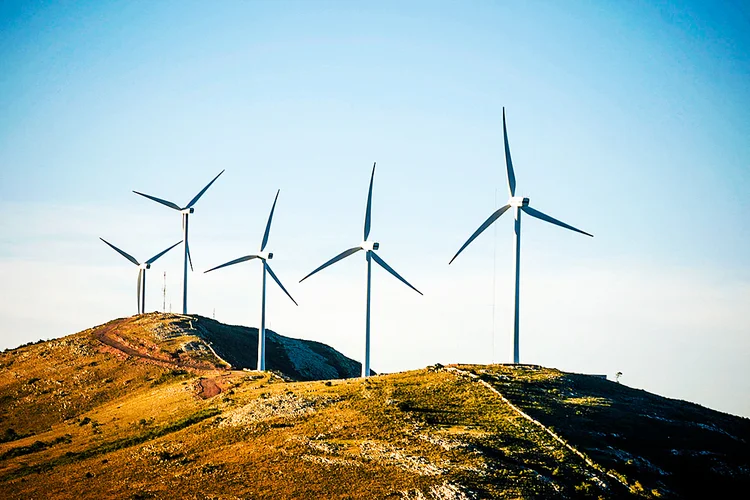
top-left (364, 162), bottom-right (376, 240)
top-left (522, 205), bottom-right (593, 237)
top-left (265, 262), bottom-right (298, 306)
top-left (137, 269), bottom-right (142, 314)
top-left (370, 252), bottom-right (423, 296)
top-left (448, 204), bottom-right (511, 264)
top-left (186, 241), bottom-right (194, 272)
top-left (100, 238), bottom-right (140, 266)
top-left (186, 169), bottom-right (225, 208)
top-left (503, 107), bottom-right (517, 197)
top-left (203, 255), bottom-right (258, 273)
top-left (146, 241), bottom-right (182, 265)
top-left (299, 246), bottom-right (362, 283)
top-left (260, 190), bottom-right (280, 252)
top-left (132, 191), bottom-right (181, 211)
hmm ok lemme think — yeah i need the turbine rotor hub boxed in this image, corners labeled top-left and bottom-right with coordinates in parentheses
top-left (257, 251), bottom-right (273, 260)
top-left (181, 208), bottom-right (195, 214)
top-left (509, 196), bottom-right (529, 207)
top-left (361, 241), bottom-right (379, 252)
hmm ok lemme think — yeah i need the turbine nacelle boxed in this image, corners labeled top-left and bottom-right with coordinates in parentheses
top-left (509, 196), bottom-right (530, 208)
top-left (257, 251), bottom-right (273, 260)
top-left (139, 263), bottom-right (151, 270)
top-left (181, 207), bottom-right (195, 214)
top-left (361, 241), bottom-right (380, 252)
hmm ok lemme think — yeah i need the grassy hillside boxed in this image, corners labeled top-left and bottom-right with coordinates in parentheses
top-left (0, 316), bottom-right (748, 499)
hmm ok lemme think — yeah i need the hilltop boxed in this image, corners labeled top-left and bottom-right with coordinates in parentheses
top-left (0, 315), bottom-right (748, 499)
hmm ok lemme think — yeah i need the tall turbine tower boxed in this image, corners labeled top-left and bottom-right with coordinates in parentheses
top-left (204, 190), bottom-right (298, 371)
top-left (300, 163), bottom-right (423, 377)
top-left (133, 170), bottom-right (224, 314)
top-left (449, 108), bottom-right (593, 364)
top-left (100, 238), bottom-right (182, 314)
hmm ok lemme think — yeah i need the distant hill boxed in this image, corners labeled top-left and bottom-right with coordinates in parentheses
top-left (0, 315), bottom-right (748, 499)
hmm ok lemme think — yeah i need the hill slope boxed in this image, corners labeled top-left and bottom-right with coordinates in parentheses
top-left (0, 316), bottom-right (748, 499)
top-left (91, 313), bottom-right (364, 379)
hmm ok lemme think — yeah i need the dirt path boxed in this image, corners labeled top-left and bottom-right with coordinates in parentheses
top-left (196, 378), bottom-right (222, 399)
top-left (92, 323), bottom-right (226, 400)
top-left (93, 324), bottom-right (223, 371)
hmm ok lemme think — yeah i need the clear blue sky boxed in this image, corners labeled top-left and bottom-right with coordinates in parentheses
top-left (1, 1), bottom-right (748, 416)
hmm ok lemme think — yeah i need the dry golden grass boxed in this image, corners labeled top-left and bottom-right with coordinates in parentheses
top-left (1, 317), bottom-right (749, 499)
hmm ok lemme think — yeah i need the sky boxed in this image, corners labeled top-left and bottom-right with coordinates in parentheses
top-left (1, 1), bottom-right (748, 417)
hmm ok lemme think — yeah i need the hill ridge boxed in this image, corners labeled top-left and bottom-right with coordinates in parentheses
top-left (1, 317), bottom-right (749, 499)
top-left (85, 312), bottom-right (363, 380)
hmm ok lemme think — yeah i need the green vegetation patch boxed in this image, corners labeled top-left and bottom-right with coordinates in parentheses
top-left (0, 428), bottom-right (31, 444)
top-left (563, 396), bottom-right (612, 407)
top-left (0, 434), bottom-right (72, 460)
top-left (150, 369), bottom-right (191, 387)
top-left (1, 408), bottom-right (221, 480)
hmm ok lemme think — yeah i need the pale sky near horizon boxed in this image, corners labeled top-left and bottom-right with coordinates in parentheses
top-left (1, 1), bottom-right (749, 417)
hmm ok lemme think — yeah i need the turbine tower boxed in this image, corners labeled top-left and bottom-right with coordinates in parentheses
top-left (100, 238), bottom-right (182, 314)
top-left (449, 108), bottom-right (593, 364)
top-left (300, 163), bottom-right (423, 378)
top-left (204, 190), bottom-right (298, 371)
top-left (133, 170), bottom-right (224, 314)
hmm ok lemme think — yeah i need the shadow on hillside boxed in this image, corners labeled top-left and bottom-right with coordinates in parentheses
top-left (476, 368), bottom-right (750, 499)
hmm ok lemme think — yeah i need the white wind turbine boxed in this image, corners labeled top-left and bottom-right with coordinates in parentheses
top-left (203, 190), bottom-right (298, 371)
top-left (300, 163), bottom-right (423, 378)
top-left (449, 108), bottom-right (593, 364)
top-left (100, 238), bottom-right (182, 314)
top-left (133, 170), bottom-right (224, 314)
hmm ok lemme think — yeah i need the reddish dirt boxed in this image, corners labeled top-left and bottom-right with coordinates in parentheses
top-left (92, 323), bottom-right (222, 371)
top-left (196, 378), bottom-right (222, 399)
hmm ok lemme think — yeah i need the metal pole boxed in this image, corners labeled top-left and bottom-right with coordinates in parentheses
top-left (142, 270), bottom-right (146, 314)
top-left (364, 251), bottom-right (372, 377)
top-left (512, 206), bottom-right (522, 364)
top-left (182, 213), bottom-right (189, 314)
top-left (259, 262), bottom-right (267, 371)
top-left (137, 270), bottom-right (141, 315)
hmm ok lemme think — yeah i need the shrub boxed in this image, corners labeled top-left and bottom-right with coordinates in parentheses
top-left (150, 369), bottom-right (190, 387)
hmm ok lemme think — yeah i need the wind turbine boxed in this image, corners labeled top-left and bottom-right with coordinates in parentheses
top-left (203, 190), bottom-right (298, 371)
top-left (133, 170), bottom-right (224, 314)
top-left (449, 108), bottom-right (593, 364)
top-left (100, 238), bottom-right (182, 314)
top-left (300, 163), bottom-right (423, 378)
